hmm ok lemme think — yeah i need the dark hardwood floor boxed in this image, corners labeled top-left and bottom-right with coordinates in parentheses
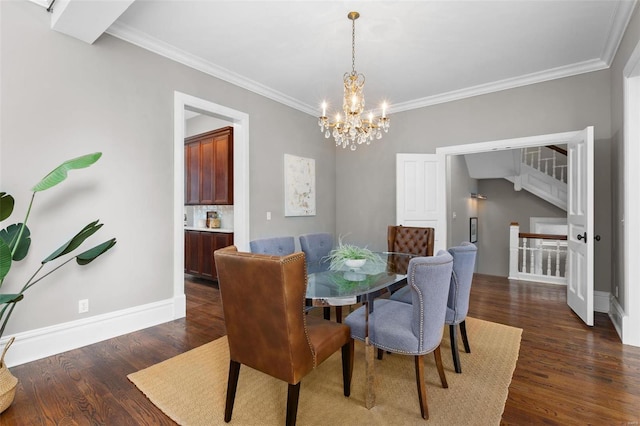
top-left (1, 274), bottom-right (639, 425)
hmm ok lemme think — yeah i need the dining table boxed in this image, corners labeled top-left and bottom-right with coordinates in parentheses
top-left (306, 252), bottom-right (415, 409)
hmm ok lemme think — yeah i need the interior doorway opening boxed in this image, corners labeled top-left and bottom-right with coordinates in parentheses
top-left (172, 92), bottom-right (250, 318)
top-left (436, 128), bottom-right (595, 326)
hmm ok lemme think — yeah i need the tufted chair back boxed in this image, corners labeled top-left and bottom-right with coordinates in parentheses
top-left (299, 233), bottom-right (333, 273)
top-left (387, 225), bottom-right (435, 256)
top-left (407, 251), bottom-right (455, 353)
top-left (249, 236), bottom-right (295, 256)
top-left (387, 226), bottom-right (434, 274)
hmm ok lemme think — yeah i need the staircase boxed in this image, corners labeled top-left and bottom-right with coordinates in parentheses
top-left (465, 145), bottom-right (567, 210)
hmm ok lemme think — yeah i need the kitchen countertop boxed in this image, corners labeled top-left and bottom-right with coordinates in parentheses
top-left (184, 226), bottom-right (234, 233)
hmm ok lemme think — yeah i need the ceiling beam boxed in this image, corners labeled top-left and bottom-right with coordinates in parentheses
top-left (50, 0), bottom-right (135, 44)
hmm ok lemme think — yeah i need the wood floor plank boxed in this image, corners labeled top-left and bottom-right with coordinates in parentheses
top-left (0, 274), bottom-right (639, 425)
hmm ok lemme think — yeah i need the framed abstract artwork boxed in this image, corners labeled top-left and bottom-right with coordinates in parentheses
top-left (284, 154), bottom-right (316, 216)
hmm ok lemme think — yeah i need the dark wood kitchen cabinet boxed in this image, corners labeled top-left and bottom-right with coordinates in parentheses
top-left (184, 127), bottom-right (233, 205)
top-left (185, 230), bottom-right (233, 280)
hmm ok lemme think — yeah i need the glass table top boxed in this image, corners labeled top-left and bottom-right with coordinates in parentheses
top-left (306, 252), bottom-right (415, 305)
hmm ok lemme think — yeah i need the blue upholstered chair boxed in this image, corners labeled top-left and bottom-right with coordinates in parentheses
top-left (391, 242), bottom-right (478, 373)
top-left (299, 233), bottom-right (333, 273)
top-left (249, 236), bottom-right (295, 256)
top-left (344, 251), bottom-right (454, 420)
top-left (299, 233), bottom-right (341, 321)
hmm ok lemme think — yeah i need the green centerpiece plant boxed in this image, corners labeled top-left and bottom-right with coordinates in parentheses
top-left (0, 152), bottom-right (117, 340)
top-left (325, 235), bottom-right (380, 271)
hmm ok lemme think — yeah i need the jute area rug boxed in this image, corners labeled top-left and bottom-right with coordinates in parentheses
top-left (128, 317), bottom-right (522, 425)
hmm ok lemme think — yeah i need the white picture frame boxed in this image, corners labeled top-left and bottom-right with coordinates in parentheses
top-left (284, 154), bottom-right (316, 216)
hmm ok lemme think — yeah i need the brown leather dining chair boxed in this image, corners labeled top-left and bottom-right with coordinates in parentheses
top-left (387, 225), bottom-right (435, 274)
top-left (214, 246), bottom-right (354, 426)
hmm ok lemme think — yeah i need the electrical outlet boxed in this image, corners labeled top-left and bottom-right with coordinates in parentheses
top-left (78, 299), bottom-right (89, 313)
top-left (266, 211), bottom-right (271, 220)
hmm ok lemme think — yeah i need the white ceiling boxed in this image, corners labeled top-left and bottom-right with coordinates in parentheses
top-left (44, 0), bottom-right (638, 117)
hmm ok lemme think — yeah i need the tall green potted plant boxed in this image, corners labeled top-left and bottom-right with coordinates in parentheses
top-left (0, 152), bottom-right (117, 412)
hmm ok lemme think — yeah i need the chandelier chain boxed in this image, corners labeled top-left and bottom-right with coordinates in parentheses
top-left (351, 16), bottom-right (356, 75)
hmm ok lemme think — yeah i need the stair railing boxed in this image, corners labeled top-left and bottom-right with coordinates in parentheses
top-left (522, 146), bottom-right (567, 183)
top-left (508, 222), bottom-right (568, 285)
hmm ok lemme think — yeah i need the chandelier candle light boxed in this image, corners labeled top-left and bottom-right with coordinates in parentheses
top-left (318, 11), bottom-right (390, 151)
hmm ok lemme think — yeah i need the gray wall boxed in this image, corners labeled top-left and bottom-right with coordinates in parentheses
top-left (447, 155), bottom-right (478, 249)
top-left (336, 69), bottom-right (613, 291)
top-left (0, 1), bottom-right (334, 335)
top-left (476, 179), bottom-right (566, 276)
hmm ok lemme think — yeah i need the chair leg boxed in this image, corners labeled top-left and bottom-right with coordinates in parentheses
top-left (449, 324), bottom-right (462, 374)
top-left (335, 306), bottom-right (343, 323)
top-left (460, 320), bottom-right (471, 353)
top-left (377, 348), bottom-right (384, 360)
top-left (433, 345), bottom-right (448, 388)
top-left (286, 383), bottom-right (301, 426)
top-left (224, 360), bottom-right (241, 422)
top-left (323, 307), bottom-right (331, 320)
top-left (341, 339), bottom-right (354, 397)
top-left (414, 355), bottom-right (428, 419)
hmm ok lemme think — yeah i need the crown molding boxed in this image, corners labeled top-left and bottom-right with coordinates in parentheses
top-left (601, 0), bottom-right (639, 65)
top-left (106, 21), bottom-right (318, 116)
top-left (390, 58), bottom-right (609, 114)
top-left (107, 2), bottom-right (635, 118)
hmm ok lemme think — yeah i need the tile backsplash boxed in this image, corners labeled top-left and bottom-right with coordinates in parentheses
top-left (184, 205), bottom-right (234, 229)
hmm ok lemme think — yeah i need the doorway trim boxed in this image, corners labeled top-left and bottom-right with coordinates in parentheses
top-left (173, 92), bottom-right (250, 317)
top-left (622, 40), bottom-right (640, 346)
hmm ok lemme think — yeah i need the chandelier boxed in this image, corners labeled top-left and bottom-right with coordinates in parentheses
top-left (318, 11), bottom-right (390, 151)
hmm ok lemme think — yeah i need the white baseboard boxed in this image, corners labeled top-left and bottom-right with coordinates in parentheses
top-left (594, 290), bottom-right (610, 313)
top-left (610, 296), bottom-right (640, 347)
top-left (0, 295), bottom-right (186, 367)
top-left (609, 295), bottom-right (624, 340)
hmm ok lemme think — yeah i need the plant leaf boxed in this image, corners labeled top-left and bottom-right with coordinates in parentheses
top-left (0, 239), bottom-right (11, 282)
top-left (0, 223), bottom-right (31, 261)
top-left (0, 193), bottom-right (14, 222)
top-left (31, 153), bottom-right (102, 192)
top-left (76, 238), bottom-right (117, 265)
top-left (42, 220), bottom-right (103, 264)
top-left (0, 294), bottom-right (23, 304)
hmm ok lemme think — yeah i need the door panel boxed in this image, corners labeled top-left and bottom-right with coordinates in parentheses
top-left (396, 154), bottom-right (443, 250)
top-left (567, 127), bottom-right (594, 325)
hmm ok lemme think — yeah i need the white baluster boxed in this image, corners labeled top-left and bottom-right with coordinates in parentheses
top-left (521, 238), bottom-right (528, 273)
top-left (555, 241), bottom-right (561, 277)
top-left (530, 244), bottom-right (535, 274)
top-left (509, 224), bottom-right (520, 279)
top-left (537, 147), bottom-right (542, 170)
top-left (546, 248), bottom-right (552, 276)
top-left (552, 151), bottom-right (557, 179)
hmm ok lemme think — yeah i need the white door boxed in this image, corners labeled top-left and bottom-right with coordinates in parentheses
top-left (566, 126), bottom-right (595, 326)
top-left (396, 154), bottom-right (445, 252)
